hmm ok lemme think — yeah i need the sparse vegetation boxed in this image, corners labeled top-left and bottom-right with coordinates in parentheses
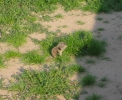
top-left (101, 77), bottom-right (108, 82)
top-left (87, 39), bottom-right (106, 56)
top-left (5, 32), bottom-right (27, 48)
top-left (103, 20), bottom-right (109, 23)
top-left (81, 74), bottom-right (96, 86)
top-left (8, 64), bottom-right (85, 99)
top-left (4, 50), bottom-right (21, 60)
top-left (76, 21), bottom-right (85, 25)
top-left (85, 59), bottom-right (96, 64)
top-left (96, 17), bottom-right (103, 21)
top-left (85, 93), bottom-right (102, 100)
top-left (22, 50), bottom-right (46, 64)
top-left (54, 14), bottom-right (63, 19)
top-left (97, 82), bottom-right (106, 88)
top-left (1, 0), bottom-right (119, 99)
top-left (97, 77), bottom-right (108, 88)
top-left (0, 55), bottom-right (5, 68)
top-left (97, 28), bottom-right (105, 31)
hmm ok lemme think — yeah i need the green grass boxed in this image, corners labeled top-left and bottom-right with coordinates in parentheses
top-left (76, 21), bottom-right (85, 25)
top-left (42, 15), bottom-right (52, 22)
top-left (0, 55), bottom-right (5, 68)
top-left (101, 77), bottom-right (108, 82)
top-left (97, 28), bottom-right (105, 31)
top-left (4, 31), bottom-right (27, 48)
top-left (83, 0), bottom-right (122, 13)
top-left (8, 64), bottom-right (84, 99)
top-left (96, 17), bottom-right (103, 21)
top-left (4, 50), bottom-right (21, 60)
top-left (103, 20), bottom-right (109, 23)
top-left (22, 50), bottom-right (46, 64)
top-left (0, 78), bottom-right (4, 89)
top-left (66, 64), bottom-right (86, 74)
top-left (85, 93), bottom-right (102, 100)
top-left (85, 59), bottom-right (96, 64)
top-left (81, 74), bottom-right (96, 86)
top-left (87, 39), bottom-right (106, 56)
top-left (97, 82), bottom-right (106, 88)
top-left (54, 14), bottom-right (63, 19)
top-left (40, 30), bottom-right (106, 63)
top-left (97, 77), bottom-right (108, 88)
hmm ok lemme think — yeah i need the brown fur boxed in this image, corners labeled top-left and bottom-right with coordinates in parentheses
top-left (51, 42), bottom-right (67, 58)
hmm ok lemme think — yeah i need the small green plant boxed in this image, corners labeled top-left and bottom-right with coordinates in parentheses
top-left (103, 20), bottom-right (109, 23)
top-left (22, 50), bottom-right (46, 64)
top-left (87, 39), bottom-right (106, 56)
top-left (96, 17), bottom-right (103, 21)
top-left (42, 15), bottom-right (52, 22)
top-left (54, 14), bottom-right (63, 19)
top-left (81, 74), bottom-right (96, 86)
top-left (85, 59), bottom-right (96, 64)
top-left (0, 55), bottom-right (5, 68)
top-left (101, 77), bottom-right (108, 82)
top-left (5, 31), bottom-right (27, 48)
top-left (61, 25), bottom-right (67, 28)
top-left (97, 82), bottom-right (106, 88)
top-left (66, 64), bottom-right (86, 74)
top-left (0, 77), bottom-right (4, 89)
top-left (101, 57), bottom-right (111, 61)
top-left (118, 35), bottom-right (122, 40)
top-left (85, 93), bottom-right (102, 100)
top-left (4, 50), bottom-right (21, 60)
top-left (76, 21), bottom-right (85, 25)
top-left (97, 28), bottom-right (105, 31)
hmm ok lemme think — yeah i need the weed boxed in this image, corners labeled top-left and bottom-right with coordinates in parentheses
top-left (101, 77), bottom-right (108, 82)
top-left (54, 14), bottom-right (63, 19)
top-left (81, 74), bottom-right (96, 86)
top-left (118, 35), bottom-right (122, 40)
top-left (4, 50), bottom-right (21, 60)
top-left (87, 39), bottom-right (106, 56)
top-left (8, 65), bottom-right (82, 99)
top-left (83, 0), bottom-right (122, 13)
top-left (101, 57), bottom-right (111, 61)
top-left (85, 59), bottom-right (96, 64)
top-left (76, 21), bottom-right (85, 25)
top-left (0, 77), bottom-right (4, 89)
top-left (85, 93), bottom-right (102, 100)
top-left (42, 15), bottom-right (52, 22)
top-left (103, 20), bottom-right (109, 23)
top-left (5, 31), bottom-right (27, 48)
top-left (97, 28), bottom-right (105, 31)
top-left (0, 55), bottom-right (5, 68)
top-left (66, 64), bottom-right (86, 74)
top-left (61, 25), bottom-right (67, 28)
top-left (97, 82), bottom-right (106, 88)
top-left (22, 50), bottom-right (46, 64)
top-left (96, 17), bottom-right (103, 21)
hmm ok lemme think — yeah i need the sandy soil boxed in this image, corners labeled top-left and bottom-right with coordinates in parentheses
top-left (0, 7), bottom-right (122, 100)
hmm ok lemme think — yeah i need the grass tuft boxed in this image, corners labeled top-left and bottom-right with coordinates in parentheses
top-left (81, 74), bottom-right (96, 86)
top-left (85, 93), bottom-right (102, 100)
top-left (4, 50), bottom-right (21, 60)
top-left (67, 65), bottom-right (86, 73)
top-left (0, 55), bottom-right (5, 68)
top-left (22, 50), bottom-right (46, 64)
top-left (5, 32), bottom-right (27, 48)
top-left (87, 39), bottom-right (106, 56)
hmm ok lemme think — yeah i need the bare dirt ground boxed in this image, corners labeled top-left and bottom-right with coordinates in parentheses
top-left (0, 7), bottom-right (122, 100)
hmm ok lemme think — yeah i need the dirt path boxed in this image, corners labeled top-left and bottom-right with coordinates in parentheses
top-left (0, 7), bottom-right (122, 100)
